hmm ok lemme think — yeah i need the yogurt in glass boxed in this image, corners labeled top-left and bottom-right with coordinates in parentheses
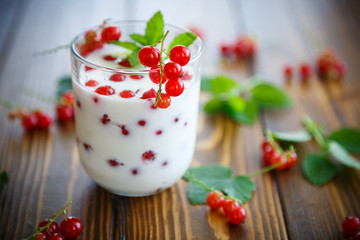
top-left (70, 21), bottom-right (203, 196)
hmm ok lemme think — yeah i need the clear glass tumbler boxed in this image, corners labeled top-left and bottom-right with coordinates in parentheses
top-left (70, 20), bottom-right (203, 196)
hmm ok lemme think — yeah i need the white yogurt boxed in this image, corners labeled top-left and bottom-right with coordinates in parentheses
top-left (72, 44), bottom-right (200, 196)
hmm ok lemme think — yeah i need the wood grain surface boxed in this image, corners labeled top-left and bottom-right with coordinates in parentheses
top-left (0, 0), bottom-right (359, 239)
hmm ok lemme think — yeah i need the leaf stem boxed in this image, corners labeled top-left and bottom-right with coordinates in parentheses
top-left (302, 116), bottom-right (326, 147)
top-left (248, 161), bottom-right (286, 177)
top-left (22, 201), bottom-right (72, 240)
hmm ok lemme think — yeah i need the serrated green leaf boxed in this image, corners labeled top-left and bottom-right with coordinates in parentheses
top-left (184, 165), bottom-right (255, 204)
top-left (128, 48), bottom-right (141, 66)
top-left (227, 99), bottom-right (258, 125)
top-left (145, 11), bottom-right (164, 44)
top-left (201, 77), bottom-right (212, 91)
top-left (129, 34), bottom-right (149, 46)
top-left (272, 129), bottom-right (312, 142)
top-left (204, 98), bottom-right (224, 114)
top-left (328, 141), bottom-right (360, 169)
top-left (168, 32), bottom-right (197, 52)
top-left (0, 171), bottom-right (9, 196)
top-left (302, 154), bottom-right (339, 186)
top-left (328, 128), bottom-right (360, 154)
top-left (252, 83), bottom-right (292, 109)
top-left (111, 40), bottom-right (140, 51)
top-left (57, 76), bottom-right (72, 98)
top-left (210, 75), bottom-right (238, 94)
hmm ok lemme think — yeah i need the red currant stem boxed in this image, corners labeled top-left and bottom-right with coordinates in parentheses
top-left (33, 43), bottom-right (70, 56)
top-left (22, 87), bottom-right (57, 103)
top-left (184, 171), bottom-right (243, 205)
top-left (154, 30), bottom-right (170, 107)
top-left (248, 161), bottom-right (286, 177)
top-left (302, 115), bottom-right (327, 149)
top-left (265, 130), bottom-right (283, 153)
top-left (22, 201), bottom-right (72, 240)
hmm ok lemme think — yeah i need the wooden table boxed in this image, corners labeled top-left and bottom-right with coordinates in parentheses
top-left (1, 0), bottom-right (359, 239)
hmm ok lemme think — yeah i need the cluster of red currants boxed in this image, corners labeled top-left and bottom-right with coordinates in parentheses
top-left (206, 190), bottom-right (246, 225)
top-left (78, 25), bottom-right (121, 57)
top-left (283, 48), bottom-right (346, 82)
top-left (138, 44), bottom-right (191, 108)
top-left (220, 35), bottom-right (256, 60)
top-left (342, 216), bottom-right (360, 239)
top-left (34, 217), bottom-right (82, 240)
top-left (261, 138), bottom-right (297, 170)
top-left (8, 108), bottom-right (53, 132)
top-left (56, 91), bottom-right (75, 122)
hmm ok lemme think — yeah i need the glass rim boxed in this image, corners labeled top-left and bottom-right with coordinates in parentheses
top-left (70, 20), bottom-right (203, 74)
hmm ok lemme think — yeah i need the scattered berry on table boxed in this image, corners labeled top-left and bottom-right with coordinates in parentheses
top-left (316, 48), bottom-right (346, 81)
top-left (206, 190), bottom-right (225, 210)
top-left (56, 105), bottom-right (74, 122)
top-left (299, 62), bottom-right (312, 80)
top-left (59, 216), bottom-right (83, 239)
top-left (228, 206), bottom-right (247, 225)
top-left (283, 64), bottom-right (294, 80)
top-left (342, 216), bottom-right (360, 236)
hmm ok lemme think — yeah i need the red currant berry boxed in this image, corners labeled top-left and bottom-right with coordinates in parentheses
top-left (206, 190), bottom-right (225, 210)
top-left (101, 26), bottom-right (121, 42)
top-left (60, 216), bottom-right (83, 239)
top-left (142, 150), bottom-right (155, 162)
top-left (38, 219), bottom-right (59, 237)
top-left (103, 54), bottom-right (117, 61)
top-left (269, 152), bottom-right (287, 170)
top-left (37, 113), bottom-right (53, 130)
top-left (85, 79), bottom-right (99, 87)
top-left (84, 30), bottom-right (97, 42)
top-left (157, 93), bottom-right (171, 109)
top-left (342, 216), bottom-right (360, 236)
top-left (234, 36), bottom-right (256, 59)
top-left (119, 90), bottom-right (135, 98)
top-left (138, 46), bottom-right (160, 68)
top-left (164, 62), bottom-right (182, 80)
top-left (109, 74), bottom-right (126, 82)
top-left (56, 105), bottom-right (74, 122)
top-left (299, 62), bottom-right (312, 80)
top-left (165, 79), bottom-right (184, 97)
top-left (22, 114), bottom-right (39, 131)
top-left (95, 85), bottom-right (115, 95)
top-left (61, 91), bottom-right (74, 106)
top-left (262, 145), bottom-right (275, 166)
top-left (284, 150), bottom-right (297, 169)
top-left (48, 233), bottom-right (64, 240)
top-left (141, 89), bottom-right (157, 99)
top-left (130, 75), bottom-right (143, 80)
top-left (169, 45), bottom-right (191, 66)
top-left (261, 138), bottom-right (272, 151)
top-left (222, 199), bottom-right (240, 216)
top-left (220, 43), bottom-right (234, 58)
top-left (228, 206), bottom-right (246, 225)
top-left (283, 65), bottom-right (293, 79)
top-left (149, 67), bottom-right (168, 84)
top-left (353, 232), bottom-right (360, 240)
top-left (34, 233), bottom-right (47, 240)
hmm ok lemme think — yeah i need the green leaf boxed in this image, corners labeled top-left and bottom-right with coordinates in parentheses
top-left (128, 48), bottom-right (141, 66)
top-left (210, 75), bottom-right (238, 94)
top-left (204, 98), bottom-right (224, 114)
top-left (200, 77), bottom-right (212, 91)
top-left (302, 154), bottom-right (339, 186)
top-left (272, 129), bottom-right (312, 142)
top-left (328, 128), bottom-right (360, 154)
top-left (328, 141), bottom-right (360, 169)
top-left (111, 40), bottom-right (140, 51)
top-left (184, 165), bottom-right (256, 204)
top-left (129, 34), bottom-right (149, 46)
top-left (56, 76), bottom-right (72, 98)
top-left (0, 171), bottom-right (9, 196)
top-left (251, 83), bottom-right (292, 109)
top-left (168, 32), bottom-right (197, 52)
top-left (145, 11), bottom-right (164, 44)
top-left (227, 99), bottom-right (258, 125)
top-left (227, 96), bottom-right (246, 113)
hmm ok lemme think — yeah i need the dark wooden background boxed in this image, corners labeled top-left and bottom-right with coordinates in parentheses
top-left (0, 0), bottom-right (359, 239)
